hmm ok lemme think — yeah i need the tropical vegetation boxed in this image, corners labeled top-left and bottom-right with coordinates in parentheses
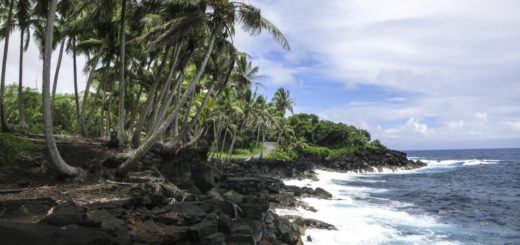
top-left (0, 0), bottom-right (386, 178)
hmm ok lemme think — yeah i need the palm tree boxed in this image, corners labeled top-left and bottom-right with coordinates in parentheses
top-left (272, 88), bottom-right (294, 152)
top-left (272, 87), bottom-right (294, 117)
top-left (117, 0), bottom-right (127, 144)
top-left (15, 0), bottom-right (33, 128)
top-left (0, 0), bottom-right (15, 132)
top-left (118, 24), bottom-right (219, 175)
top-left (42, 0), bottom-right (83, 177)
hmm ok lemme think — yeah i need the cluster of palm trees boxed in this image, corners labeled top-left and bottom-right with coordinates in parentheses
top-left (206, 56), bottom-right (297, 161)
top-left (0, 0), bottom-right (296, 178)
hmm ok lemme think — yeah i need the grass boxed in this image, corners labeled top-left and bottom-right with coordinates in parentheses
top-left (210, 146), bottom-right (265, 159)
top-left (0, 132), bottom-right (42, 165)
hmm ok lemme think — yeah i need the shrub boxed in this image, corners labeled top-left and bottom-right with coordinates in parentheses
top-left (301, 146), bottom-right (331, 157)
top-left (233, 148), bottom-right (251, 155)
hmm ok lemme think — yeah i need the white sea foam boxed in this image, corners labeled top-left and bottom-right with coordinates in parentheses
top-left (420, 158), bottom-right (500, 167)
top-left (462, 159), bottom-right (500, 166)
top-left (277, 169), bottom-right (462, 244)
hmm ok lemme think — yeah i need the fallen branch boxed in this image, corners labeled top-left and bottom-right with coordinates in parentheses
top-left (106, 180), bottom-right (139, 186)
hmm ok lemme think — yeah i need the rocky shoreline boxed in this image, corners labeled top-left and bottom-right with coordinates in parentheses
top-left (0, 146), bottom-right (425, 245)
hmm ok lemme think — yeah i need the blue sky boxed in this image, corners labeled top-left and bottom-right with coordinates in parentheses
top-left (4, 0), bottom-right (520, 150)
top-left (231, 0), bottom-right (520, 150)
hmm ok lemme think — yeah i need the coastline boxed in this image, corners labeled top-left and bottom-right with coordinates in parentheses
top-left (0, 142), bottom-right (425, 245)
top-left (274, 165), bottom-right (428, 244)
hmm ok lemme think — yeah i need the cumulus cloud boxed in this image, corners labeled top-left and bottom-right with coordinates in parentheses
top-left (236, 0), bottom-right (520, 149)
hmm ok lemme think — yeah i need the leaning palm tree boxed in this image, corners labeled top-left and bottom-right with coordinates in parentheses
top-left (42, 0), bottom-right (83, 177)
top-left (118, 0), bottom-right (290, 175)
top-left (0, 0), bottom-right (15, 132)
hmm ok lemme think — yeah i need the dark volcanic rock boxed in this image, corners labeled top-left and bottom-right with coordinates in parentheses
top-left (314, 187), bottom-right (333, 199)
top-left (286, 185), bottom-right (332, 199)
top-left (304, 147), bottom-right (426, 172)
top-left (0, 222), bottom-right (112, 245)
top-left (41, 201), bottom-right (95, 227)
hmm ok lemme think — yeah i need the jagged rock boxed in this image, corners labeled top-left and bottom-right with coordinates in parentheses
top-left (0, 198), bottom-right (56, 223)
top-left (41, 201), bottom-right (95, 227)
top-left (0, 222), bottom-right (112, 245)
top-left (154, 211), bottom-right (181, 225)
top-left (239, 197), bottom-right (270, 219)
top-left (292, 217), bottom-right (337, 232)
top-left (86, 209), bottom-right (129, 243)
top-left (201, 232), bottom-right (226, 245)
top-left (187, 219), bottom-right (219, 241)
top-left (192, 164), bottom-right (216, 193)
top-left (314, 187), bottom-right (333, 199)
top-left (222, 190), bottom-right (244, 203)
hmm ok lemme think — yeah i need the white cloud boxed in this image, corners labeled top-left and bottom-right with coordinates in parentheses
top-left (384, 117), bottom-right (434, 138)
top-left (475, 112), bottom-right (488, 121)
top-left (448, 120), bottom-right (465, 128)
top-left (3, 30), bottom-right (88, 94)
top-left (237, 0), bottom-right (520, 149)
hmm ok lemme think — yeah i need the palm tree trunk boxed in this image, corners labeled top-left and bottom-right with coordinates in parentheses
top-left (131, 48), bottom-right (171, 147)
top-left (260, 127), bottom-right (266, 159)
top-left (149, 46), bottom-right (181, 132)
top-left (148, 50), bottom-right (182, 135)
top-left (117, 0), bottom-right (127, 145)
top-left (118, 29), bottom-right (217, 176)
top-left (0, 0), bottom-right (15, 132)
top-left (275, 131), bottom-right (282, 154)
top-left (226, 130), bottom-right (238, 162)
top-left (72, 37), bottom-right (81, 135)
top-left (126, 84), bottom-right (142, 132)
top-left (42, 0), bottom-right (82, 177)
top-left (218, 123), bottom-right (229, 158)
top-left (252, 123), bottom-right (261, 159)
top-left (179, 80), bottom-right (216, 143)
top-left (51, 38), bottom-right (66, 100)
top-left (107, 83), bottom-right (114, 140)
top-left (18, 29), bottom-right (28, 128)
top-left (79, 59), bottom-right (98, 136)
top-left (151, 73), bottom-right (184, 134)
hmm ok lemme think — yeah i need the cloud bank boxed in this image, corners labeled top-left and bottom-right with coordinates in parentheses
top-left (234, 0), bottom-right (520, 149)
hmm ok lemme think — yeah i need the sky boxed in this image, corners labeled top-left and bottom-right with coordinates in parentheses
top-left (3, 0), bottom-right (520, 150)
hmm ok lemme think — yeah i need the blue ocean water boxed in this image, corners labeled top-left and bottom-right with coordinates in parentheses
top-left (279, 148), bottom-right (520, 244)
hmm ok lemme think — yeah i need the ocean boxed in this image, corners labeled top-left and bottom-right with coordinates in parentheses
top-left (277, 148), bottom-right (520, 244)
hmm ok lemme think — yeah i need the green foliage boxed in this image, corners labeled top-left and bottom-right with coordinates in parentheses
top-left (4, 85), bottom-right (43, 132)
top-left (368, 139), bottom-right (387, 150)
top-left (266, 149), bottom-right (297, 161)
top-left (301, 145), bottom-right (331, 157)
top-left (4, 85), bottom-right (82, 134)
top-left (0, 133), bottom-right (41, 165)
top-left (289, 113), bottom-right (372, 148)
top-left (300, 145), bottom-right (361, 160)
